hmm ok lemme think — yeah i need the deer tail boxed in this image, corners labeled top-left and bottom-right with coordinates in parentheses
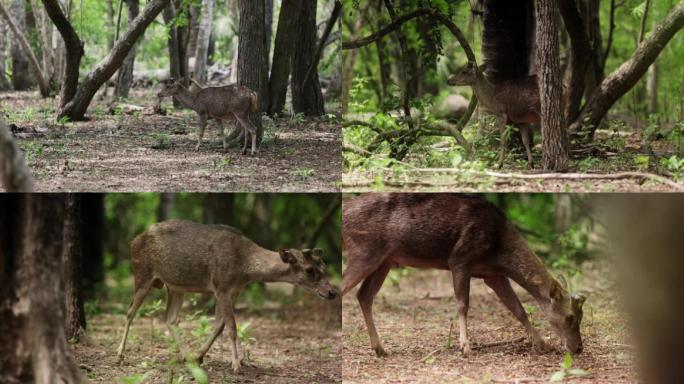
top-left (249, 91), bottom-right (258, 113)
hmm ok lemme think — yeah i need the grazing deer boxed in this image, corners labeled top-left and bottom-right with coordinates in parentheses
top-left (157, 79), bottom-right (259, 155)
top-left (448, 63), bottom-right (541, 168)
top-left (116, 220), bottom-right (337, 372)
top-left (342, 194), bottom-right (585, 357)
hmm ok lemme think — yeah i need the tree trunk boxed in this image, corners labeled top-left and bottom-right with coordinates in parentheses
top-left (58, 0), bottom-right (171, 120)
top-left (163, 2), bottom-right (186, 108)
top-left (0, 117), bottom-right (34, 191)
top-left (646, 60), bottom-right (658, 115)
top-left (291, 0), bottom-right (325, 115)
top-left (114, 0), bottom-right (140, 100)
top-left (0, 18), bottom-right (10, 90)
top-left (63, 195), bottom-right (86, 342)
top-left (42, 0), bottom-right (84, 108)
top-left (237, 0), bottom-right (268, 138)
top-left (157, 193), bottom-right (175, 221)
top-left (559, 0), bottom-right (592, 123)
top-left (535, 0), bottom-right (569, 171)
top-left (0, 195), bottom-right (87, 384)
top-left (203, 194), bottom-right (234, 225)
top-left (29, 0), bottom-right (55, 87)
top-left (194, 0), bottom-right (214, 84)
top-left (9, 0), bottom-right (30, 91)
top-left (264, 0), bottom-right (273, 66)
top-left (185, 3), bottom-right (201, 65)
top-left (340, 9), bottom-right (366, 114)
top-left (80, 194), bottom-right (104, 296)
top-left (268, 0), bottom-right (300, 115)
top-left (569, 3), bottom-right (684, 138)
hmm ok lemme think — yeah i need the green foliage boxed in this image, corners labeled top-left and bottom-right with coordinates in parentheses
top-left (549, 353), bottom-right (591, 382)
top-left (118, 372), bottom-right (153, 384)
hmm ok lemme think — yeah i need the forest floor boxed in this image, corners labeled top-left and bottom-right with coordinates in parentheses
top-left (343, 120), bottom-right (684, 192)
top-left (71, 288), bottom-right (341, 383)
top-left (342, 259), bottom-right (637, 383)
top-left (1, 90), bottom-right (341, 192)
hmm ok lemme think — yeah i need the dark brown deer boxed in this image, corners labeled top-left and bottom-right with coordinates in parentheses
top-left (157, 79), bottom-right (259, 155)
top-left (342, 194), bottom-right (585, 357)
top-left (116, 220), bottom-right (337, 372)
top-left (448, 63), bottom-right (541, 168)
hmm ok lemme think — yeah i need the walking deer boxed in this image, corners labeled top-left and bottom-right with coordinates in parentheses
top-left (448, 63), bottom-right (541, 168)
top-left (157, 79), bottom-right (259, 155)
top-left (342, 194), bottom-right (585, 357)
top-left (116, 220), bottom-right (337, 372)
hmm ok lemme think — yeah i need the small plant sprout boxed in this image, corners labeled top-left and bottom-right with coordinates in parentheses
top-left (550, 353), bottom-right (590, 382)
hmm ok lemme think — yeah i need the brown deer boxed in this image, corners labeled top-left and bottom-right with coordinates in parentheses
top-left (342, 194), bottom-right (585, 357)
top-left (157, 79), bottom-right (259, 155)
top-left (447, 63), bottom-right (541, 168)
top-left (116, 220), bottom-right (337, 372)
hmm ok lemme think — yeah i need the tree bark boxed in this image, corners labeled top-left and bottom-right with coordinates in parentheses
top-left (41, 0), bottom-right (84, 108)
top-left (0, 195), bottom-right (87, 384)
top-left (646, 60), bottom-right (658, 114)
top-left (63, 195), bottom-right (86, 342)
top-left (237, 0), bottom-right (268, 138)
top-left (162, 2), bottom-right (186, 108)
top-left (535, 0), bottom-right (569, 171)
top-left (203, 194), bottom-right (234, 225)
top-left (9, 0), bottom-right (31, 91)
top-left (302, 0), bottom-right (341, 91)
top-left (268, 0), bottom-right (300, 115)
top-left (157, 193), bottom-right (175, 221)
top-left (0, 19), bottom-right (9, 90)
top-left (194, 0), bottom-right (214, 84)
top-left (291, 0), bottom-right (325, 115)
top-left (114, 0), bottom-right (140, 100)
top-left (569, 3), bottom-right (684, 138)
top-left (559, 0), bottom-right (592, 123)
top-left (29, 0), bottom-right (55, 87)
top-left (58, 0), bottom-right (171, 120)
top-left (0, 117), bottom-right (34, 192)
top-left (80, 194), bottom-right (104, 296)
top-left (264, 0), bottom-right (273, 65)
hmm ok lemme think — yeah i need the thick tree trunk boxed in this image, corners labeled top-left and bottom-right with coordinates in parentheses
top-left (535, 0), bottom-right (569, 171)
top-left (29, 0), bottom-right (55, 87)
top-left (237, 0), bottom-right (268, 138)
top-left (163, 2), bottom-right (186, 108)
top-left (42, 0), bottom-right (84, 108)
top-left (185, 3), bottom-right (201, 64)
top-left (80, 194), bottom-right (104, 296)
top-left (0, 195), bottom-right (87, 384)
top-left (559, 0), bottom-right (592, 123)
top-left (291, 0), bottom-right (325, 115)
top-left (264, 0), bottom-right (273, 65)
top-left (203, 194), bottom-right (234, 225)
top-left (157, 193), bottom-right (175, 221)
top-left (194, 0), bottom-right (214, 84)
top-left (114, 0), bottom-right (140, 100)
top-left (58, 0), bottom-right (171, 120)
top-left (63, 195), bottom-right (86, 342)
top-left (569, 3), bottom-right (684, 138)
top-left (268, 0), bottom-right (300, 115)
top-left (8, 0), bottom-right (31, 91)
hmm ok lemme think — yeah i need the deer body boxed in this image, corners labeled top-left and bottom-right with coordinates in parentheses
top-left (342, 194), bottom-right (584, 357)
top-left (448, 64), bottom-right (541, 168)
top-left (116, 220), bottom-right (336, 372)
top-left (158, 81), bottom-right (259, 155)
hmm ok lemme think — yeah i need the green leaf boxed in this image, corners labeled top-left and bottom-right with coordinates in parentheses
top-left (186, 362), bottom-right (209, 384)
top-left (563, 353), bottom-right (573, 369)
top-left (550, 370), bottom-right (567, 382)
top-left (568, 368), bottom-right (591, 377)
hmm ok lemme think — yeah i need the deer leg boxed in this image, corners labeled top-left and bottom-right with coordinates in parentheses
top-left (196, 299), bottom-right (226, 364)
top-left (195, 113), bottom-right (208, 151)
top-left (451, 267), bottom-right (472, 355)
top-left (520, 124), bottom-right (534, 169)
top-left (164, 288), bottom-right (188, 358)
top-left (357, 261), bottom-right (391, 357)
top-left (116, 281), bottom-right (154, 360)
top-left (236, 115), bottom-right (258, 156)
top-left (217, 119), bottom-right (227, 151)
top-left (498, 117), bottom-right (507, 169)
top-left (217, 294), bottom-right (242, 373)
top-left (484, 276), bottom-right (549, 353)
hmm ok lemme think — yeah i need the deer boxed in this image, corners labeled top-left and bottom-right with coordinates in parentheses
top-left (116, 220), bottom-right (338, 373)
top-left (157, 79), bottom-right (259, 155)
top-left (447, 62), bottom-right (541, 169)
top-left (342, 193), bottom-right (585, 357)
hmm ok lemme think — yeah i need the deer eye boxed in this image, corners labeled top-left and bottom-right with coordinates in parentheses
top-left (305, 267), bottom-right (315, 276)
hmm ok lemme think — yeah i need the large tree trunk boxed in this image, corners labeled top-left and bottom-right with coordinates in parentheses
top-left (291, 0), bottom-right (325, 115)
top-left (42, 0), bottom-right (84, 109)
top-left (157, 193), bottom-right (176, 221)
top-left (80, 194), bottom-right (104, 296)
top-left (264, 0), bottom-right (273, 65)
top-left (203, 194), bottom-right (234, 225)
top-left (0, 195), bottom-right (87, 384)
top-left (535, 0), bottom-right (569, 171)
top-left (237, 0), bottom-right (268, 139)
top-left (162, 2), bottom-right (186, 108)
top-left (0, 19), bottom-right (10, 90)
top-left (194, 0), bottom-right (214, 84)
top-left (29, 0), bottom-right (55, 87)
top-left (63, 195), bottom-right (86, 342)
top-left (267, 0), bottom-right (300, 115)
top-left (114, 0), bottom-right (140, 100)
top-left (559, 0), bottom-right (592, 123)
top-left (570, 3), bottom-right (684, 138)
top-left (58, 0), bottom-right (171, 120)
top-left (7, 0), bottom-right (32, 91)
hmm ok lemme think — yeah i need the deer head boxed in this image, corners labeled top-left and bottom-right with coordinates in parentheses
top-left (546, 279), bottom-right (586, 353)
top-left (279, 248), bottom-right (337, 300)
top-left (157, 78), bottom-right (185, 98)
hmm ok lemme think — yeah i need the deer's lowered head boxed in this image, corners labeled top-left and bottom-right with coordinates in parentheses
top-left (279, 248), bottom-right (337, 300)
top-left (543, 277), bottom-right (586, 353)
top-left (447, 62), bottom-right (487, 86)
top-left (157, 78), bottom-right (190, 98)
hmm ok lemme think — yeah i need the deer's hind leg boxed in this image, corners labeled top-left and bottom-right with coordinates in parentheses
top-left (519, 124), bottom-right (534, 169)
top-left (117, 277), bottom-right (157, 360)
top-left (164, 288), bottom-right (188, 358)
top-left (484, 276), bottom-right (549, 352)
top-left (235, 114), bottom-right (258, 156)
top-left (195, 113), bottom-right (208, 151)
top-left (357, 261), bottom-right (391, 357)
top-left (497, 115), bottom-right (508, 169)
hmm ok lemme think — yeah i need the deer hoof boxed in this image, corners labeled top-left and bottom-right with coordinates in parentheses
top-left (374, 345), bottom-right (388, 357)
top-left (461, 343), bottom-right (471, 356)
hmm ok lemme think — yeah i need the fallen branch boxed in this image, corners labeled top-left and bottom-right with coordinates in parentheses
top-left (343, 143), bottom-right (372, 157)
top-left (0, 118), bottom-right (35, 191)
top-left (471, 337), bottom-right (526, 351)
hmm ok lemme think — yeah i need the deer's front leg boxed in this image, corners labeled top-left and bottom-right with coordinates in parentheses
top-left (497, 116), bottom-right (508, 169)
top-left (451, 267), bottom-right (471, 355)
top-left (219, 295), bottom-right (242, 373)
top-left (195, 113), bottom-right (208, 151)
top-left (520, 124), bottom-right (534, 169)
top-left (196, 302), bottom-right (226, 364)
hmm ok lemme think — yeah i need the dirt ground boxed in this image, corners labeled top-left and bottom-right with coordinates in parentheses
top-left (1, 90), bottom-right (341, 192)
top-left (71, 296), bottom-right (341, 383)
top-left (342, 260), bottom-right (638, 383)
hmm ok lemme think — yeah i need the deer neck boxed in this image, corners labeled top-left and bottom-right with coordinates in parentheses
top-left (471, 74), bottom-right (498, 111)
top-left (244, 246), bottom-right (294, 284)
top-left (173, 86), bottom-right (200, 111)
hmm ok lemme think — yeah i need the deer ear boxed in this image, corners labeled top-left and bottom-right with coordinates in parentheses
top-left (279, 249), bottom-right (295, 264)
top-left (572, 293), bottom-right (587, 310)
top-left (302, 248), bottom-right (313, 261)
top-left (312, 248), bottom-right (323, 258)
top-left (557, 274), bottom-right (568, 289)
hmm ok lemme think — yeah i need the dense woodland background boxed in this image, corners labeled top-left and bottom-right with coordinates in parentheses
top-left (342, 0), bottom-right (684, 191)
